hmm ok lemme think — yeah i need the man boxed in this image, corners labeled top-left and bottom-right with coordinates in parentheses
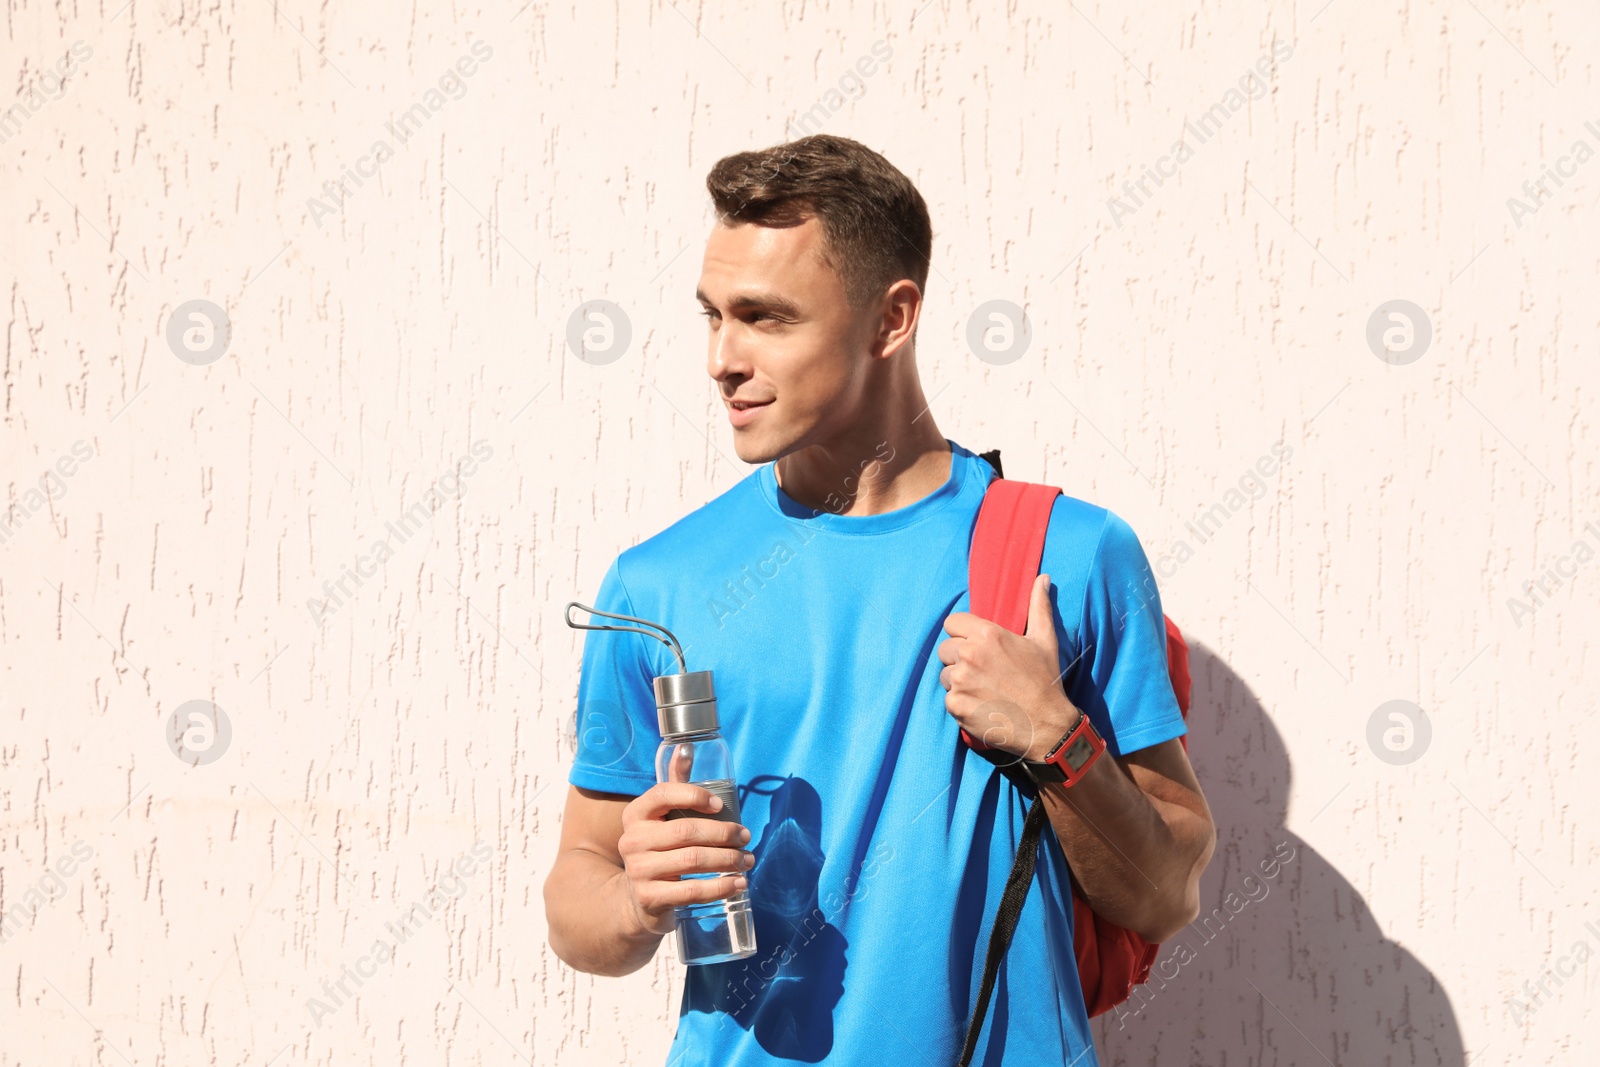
top-left (544, 133), bottom-right (1216, 1066)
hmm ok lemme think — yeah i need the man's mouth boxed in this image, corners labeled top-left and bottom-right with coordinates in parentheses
top-left (728, 396), bottom-right (774, 427)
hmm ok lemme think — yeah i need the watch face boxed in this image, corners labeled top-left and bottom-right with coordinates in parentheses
top-left (1062, 734), bottom-right (1097, 772)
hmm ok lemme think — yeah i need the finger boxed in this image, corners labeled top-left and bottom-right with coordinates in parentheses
top-left (627, 781), bottom-right (725, 824)
top-left (666, 741), bottom-right (694, 784)
top-left (649, 812), bottom-right (750, 851)
top-left (655, 873), bottom-right (750, 910)
top-left (935, 637), bottom-right (958, 665)
top-left (943, 610), bottom-right (977, 637)
top-left (1024, 573), bottom-right (1057, 647)
top-left (636, 844), bottom-right (754, 880)
top-left (621, 816), bottom-right (749, 869)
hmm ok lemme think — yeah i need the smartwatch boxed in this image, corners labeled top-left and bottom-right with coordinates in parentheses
top-left (1022, 712), bottom-right (1106, 788)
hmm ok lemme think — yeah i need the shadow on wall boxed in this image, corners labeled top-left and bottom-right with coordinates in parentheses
top-left (1092, 640), bottom-right (1468, 1067)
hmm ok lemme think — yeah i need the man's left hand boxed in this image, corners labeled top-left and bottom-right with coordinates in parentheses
top-left (938, 573), bottom-right (1083, 763)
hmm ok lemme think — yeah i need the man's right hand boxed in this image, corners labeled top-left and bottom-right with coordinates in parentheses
top-left (617, 779), bottom-right (755, 937)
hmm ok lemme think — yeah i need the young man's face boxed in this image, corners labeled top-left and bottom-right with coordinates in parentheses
top-left (696, 215), bottom-right (882, 465)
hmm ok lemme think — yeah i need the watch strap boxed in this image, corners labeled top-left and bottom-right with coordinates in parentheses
top-left (1024, 711), bottom-right (1106, 788)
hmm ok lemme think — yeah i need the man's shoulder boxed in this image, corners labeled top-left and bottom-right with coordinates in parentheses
top-left (979, 468), bottom-right (1116, 543)
top-left (1032, 492), bottom-right (1156, 617)
top-left (969, 470), bottom-right (1136, 593)
top-left (612, 466), bottom-right (773, 586)
top-left (1038, 490), bottom-right (1121, 564)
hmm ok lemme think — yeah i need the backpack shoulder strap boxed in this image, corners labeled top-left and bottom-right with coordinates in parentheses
top-left (955, 475), bottom-right (1064, 1067)
top-left (963, 478), bottom-right (1063, 774)
top-left (967, 477), bottom-right (1062, 637)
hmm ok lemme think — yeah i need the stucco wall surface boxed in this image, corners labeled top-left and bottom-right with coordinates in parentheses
top-left (2, 1), bottom-right (1597, 1064)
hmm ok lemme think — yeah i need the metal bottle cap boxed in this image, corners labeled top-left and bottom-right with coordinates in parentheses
top-left (653, 670), bottom-right (719, 737)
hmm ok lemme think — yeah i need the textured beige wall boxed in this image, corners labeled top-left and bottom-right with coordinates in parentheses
top-left (3, 1), bottom-right (1597, 1064)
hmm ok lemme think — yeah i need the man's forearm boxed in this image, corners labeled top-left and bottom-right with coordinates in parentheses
top-left (1034, 733), bottom-right (1213, 944)
top-left (544, 850), bottom-right (664, 976)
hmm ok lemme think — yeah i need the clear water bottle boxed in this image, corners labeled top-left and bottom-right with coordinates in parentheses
top-left (564, 600), bottom-right (757, 967)
top-left (654, 670), bottom-right (758, 966)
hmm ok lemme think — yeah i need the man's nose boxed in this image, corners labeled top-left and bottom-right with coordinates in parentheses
top-left (707, 326), bottom-right (746, 381)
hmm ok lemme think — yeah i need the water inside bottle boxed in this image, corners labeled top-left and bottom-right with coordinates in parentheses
top-left (674, 778), bottom-right (758, 965)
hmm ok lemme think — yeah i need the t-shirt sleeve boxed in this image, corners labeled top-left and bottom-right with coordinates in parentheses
top-left (1062, 510), bottom-right (1187, 759)
top-left (567, 557), bottom-right (662, 796)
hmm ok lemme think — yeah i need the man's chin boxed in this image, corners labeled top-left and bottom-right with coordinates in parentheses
top-left (730, 427), bottom-right (792, 466)
top-left (731, 435), bottom-right (777, 466)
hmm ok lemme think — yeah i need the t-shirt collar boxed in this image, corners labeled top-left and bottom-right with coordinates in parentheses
top-left (757, 438), bottom-right (978, 536)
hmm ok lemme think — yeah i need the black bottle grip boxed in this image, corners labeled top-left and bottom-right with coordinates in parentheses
top-left (664, 778), bottom-right (741, 824)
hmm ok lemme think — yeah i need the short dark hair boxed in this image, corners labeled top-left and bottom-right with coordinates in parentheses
top-left (705, 134), bottom-right (933, 313)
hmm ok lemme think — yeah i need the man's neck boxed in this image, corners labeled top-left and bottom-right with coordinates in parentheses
top-left (774, 422), bottom-right (952, 519)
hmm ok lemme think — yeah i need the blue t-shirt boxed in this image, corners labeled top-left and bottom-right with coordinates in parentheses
top-left (567, 439), bottom-right (1186, 1067)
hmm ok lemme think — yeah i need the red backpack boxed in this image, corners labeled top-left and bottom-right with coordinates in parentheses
top-left (955, 455), bottom-right (1193, 1065)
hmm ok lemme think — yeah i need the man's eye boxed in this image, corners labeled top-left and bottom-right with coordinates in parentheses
top-left (699, 308), bottom-right (779, 324)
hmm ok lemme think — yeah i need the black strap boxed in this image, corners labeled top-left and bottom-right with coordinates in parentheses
top-left (958, 444), bottom-right (1036, 1066)
top-left (957, 786), bottom-right (1049, 1067)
